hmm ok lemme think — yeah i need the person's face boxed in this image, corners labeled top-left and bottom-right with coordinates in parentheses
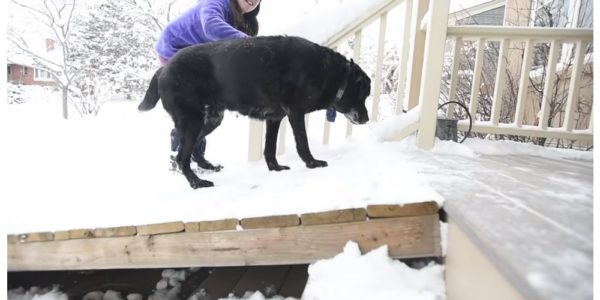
top-left (237, 0), bottom-right (260, 13)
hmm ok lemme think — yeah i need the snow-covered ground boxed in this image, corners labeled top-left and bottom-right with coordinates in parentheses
top-left (5, 85), bottom-right (593, 300)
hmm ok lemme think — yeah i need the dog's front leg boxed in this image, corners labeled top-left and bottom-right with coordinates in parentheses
top-left (287, 112), bottom-right (328, 169)
top-left (178, 124), bottom-right (214, 189)
top-left (264, 118), bottom-right (290, 171)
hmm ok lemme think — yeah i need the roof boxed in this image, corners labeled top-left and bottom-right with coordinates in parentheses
top-left (449, 0), bottom-right (506, 18)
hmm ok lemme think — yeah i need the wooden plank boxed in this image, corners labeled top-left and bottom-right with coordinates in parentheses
top-left (240, 215), bottom-right (299, 229)
top-left (230, 265), bottom-right (291, 298)
top-left (8, 216), bottom-right (441, 271)
top-left (69, 229), bottom-right (95, 240)
top-left (185, 219), bottom-right (239, 233)
top-left (301, 208), bottom-right (367, 226)
top-left (54, 231), bottom-right (70, 241)
top-left (278, 264), bottom-right (309, 298)
top-left (194, 267), bottom-right (247, 300)
top-left (94, 226), bottom-right (137, 238)
top-left (18, 232), bottom-right (54, 243)
top-left (367, 201), bottom-right (439, 218)
top-left (136, 221), bottom-right (184, 236)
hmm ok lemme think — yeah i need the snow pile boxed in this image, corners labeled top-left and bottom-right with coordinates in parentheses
top-left (261, 0), bottom-right (390, 45)
top-left (302, 241), bottom-right (445, 300)
top-left (7, 286), bottom-right (67, 300)
top-left (219, 291), bottom-right (297, 300)
top-left (463, 139), bottom-right (593, 161)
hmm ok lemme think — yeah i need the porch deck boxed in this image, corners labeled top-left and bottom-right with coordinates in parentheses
top-left (423, 149), bottom-right (593, 300)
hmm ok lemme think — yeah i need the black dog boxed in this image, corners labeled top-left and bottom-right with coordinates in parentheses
top-left (139, 36), bottom-right (371, 189)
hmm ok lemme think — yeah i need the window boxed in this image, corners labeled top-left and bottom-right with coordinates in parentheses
top-left (34, 68), bottom-right (54, 81)
top-left (7, 66), bottom-right (11, 75)
top-left (22, 66), bottom-right (28, 75)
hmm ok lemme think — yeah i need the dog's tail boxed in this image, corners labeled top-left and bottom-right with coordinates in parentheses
top-left (138, 67), bottom-right (163, 111)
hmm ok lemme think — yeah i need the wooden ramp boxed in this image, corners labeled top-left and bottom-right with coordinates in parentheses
top-left (8, 202), bottom-right (441, 271)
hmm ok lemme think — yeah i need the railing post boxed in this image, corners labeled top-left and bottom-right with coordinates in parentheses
top-left (248, 119), bottom-right (264, 161)
top-left (416, 0), bottom-right (450, 150)
top-left (405, 0), bottom-right (430, 110)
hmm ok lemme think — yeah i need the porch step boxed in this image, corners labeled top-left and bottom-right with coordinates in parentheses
top-left (8, 203), bottom-right (442, 271)
top-left (426, 154), bottom-right (592, 300)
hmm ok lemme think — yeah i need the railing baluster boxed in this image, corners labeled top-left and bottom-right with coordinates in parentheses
top-left (564, 40), bottom-right (586, 131)
top-left (248, 119), bottom-right (264, 161)
top-left (491, 38), bottom-right (509, 125)
top-left (395, 0), bottom-right (413, 115)
top-left (277, 117), bottom-right (287, 155)
top-left (371, 12), bottom-right (388, 121)
top-left (514, 39), bottom-right (534, 127)
top-left (445, 37), bottom-right (462, 119)
top-left (323, 117), bottom-right (331, 145)
top-left (347, 30), bottom-right (363, 138)
top-left (468, 37), bottom-right (485, 120)
top-left (539, 40), bottom-right (560, 130)
top-left (588, 106), bottom-right (593, 131)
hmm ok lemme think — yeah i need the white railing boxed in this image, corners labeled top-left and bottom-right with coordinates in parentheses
top-left (248, 0), bottom-right (593, 161)
top-left (445, 26), bottom-right (593, 142)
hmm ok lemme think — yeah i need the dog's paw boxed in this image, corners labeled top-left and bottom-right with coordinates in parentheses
top-left (306, 160), bottom-right (328, 169)
top-left (189, 178), bottom-right (215, 189)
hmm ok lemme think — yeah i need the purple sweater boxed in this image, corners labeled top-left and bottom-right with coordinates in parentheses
top-left (155, 0), bottom-right (247, 60)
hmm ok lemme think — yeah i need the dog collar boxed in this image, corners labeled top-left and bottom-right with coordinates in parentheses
top-left (334, 63), bottom-right (352, 103)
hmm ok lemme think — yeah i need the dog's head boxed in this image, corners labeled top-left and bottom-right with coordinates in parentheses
top-left (334, 61), bottom-right (371, 125)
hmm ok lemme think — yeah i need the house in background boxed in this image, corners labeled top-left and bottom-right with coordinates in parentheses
top-left (7, 38), bottom-right (58, 87)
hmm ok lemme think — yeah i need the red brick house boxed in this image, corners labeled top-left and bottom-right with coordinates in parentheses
top-left (7, 38), bottom-right (59, 87)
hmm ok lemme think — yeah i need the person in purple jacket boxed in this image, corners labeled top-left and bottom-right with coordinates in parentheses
top-left (157, 0), bottom-right (261, 172)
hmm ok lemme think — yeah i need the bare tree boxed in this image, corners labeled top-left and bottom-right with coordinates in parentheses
top-left (8, 0), bottom-right (79, 119)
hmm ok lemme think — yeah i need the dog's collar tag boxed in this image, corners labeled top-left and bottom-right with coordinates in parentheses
top-left (335, 88), bottom-right (345, 101)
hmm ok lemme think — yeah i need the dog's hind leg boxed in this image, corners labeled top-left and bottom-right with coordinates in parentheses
top-left (287, 112), bottom-right (328, 169)
top-left (264, 118), bottom-right (290, 171)
top-left (177, 122), bottom-right (214, 189)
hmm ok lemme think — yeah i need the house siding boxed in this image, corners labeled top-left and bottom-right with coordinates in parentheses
top-left (456, 6), bottom-right (505, 26)
top-left (7, 64), bottom-right (58, 87)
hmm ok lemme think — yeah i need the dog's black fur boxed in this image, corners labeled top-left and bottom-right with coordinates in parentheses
top-left (139, 36), bottom-right (371, 189)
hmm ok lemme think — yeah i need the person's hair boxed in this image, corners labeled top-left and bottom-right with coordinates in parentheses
top-left (229, 0), bottom-right (260, 37)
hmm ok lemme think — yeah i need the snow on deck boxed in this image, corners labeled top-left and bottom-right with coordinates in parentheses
top-left (421, 143), bottom-right (593, 300)
top-left (6, 100), bottom-right (443, 234)
top-left (6, 96), bottom-right (593, 299)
